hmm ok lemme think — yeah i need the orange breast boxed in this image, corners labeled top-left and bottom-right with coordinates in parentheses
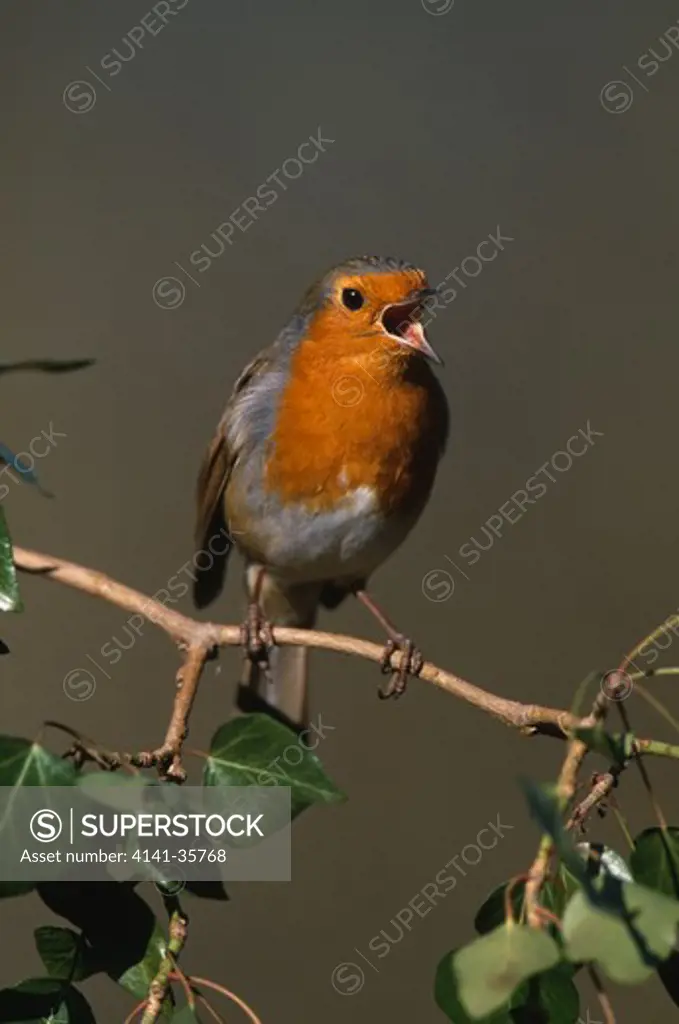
top-left (265, 333), bottom-right (448, 517)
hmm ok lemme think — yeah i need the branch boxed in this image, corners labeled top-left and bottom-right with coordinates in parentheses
top-left (157, 642), bottom-right (212, 781)
top-left (188, 977), bottom-right (262, 1024)
top-left (14, 544), bottom-right (577, 737)
top-left (13, 545), bottom-right (679, 782)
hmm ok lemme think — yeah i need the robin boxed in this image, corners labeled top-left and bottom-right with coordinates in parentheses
top-left (193, 256), bottom-right (449, 731)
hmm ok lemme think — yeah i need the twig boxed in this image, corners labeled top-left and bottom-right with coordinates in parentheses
top-left (630, 680), bottom-right (679, 737)
top-left (140, 908), bottom-right (189, 1024)
top-left (168, 967), bottom-right (195, 1011)
top-left (524, 688), bottom-right (610, 926)
top-left (152, 641), bottom-right (212, 782)
top-left (566, 771), bottom-right (620, 834)
top-left (123, 1001), bottom-right (146, 1024)
top-left (44, 640), bottom-right (210, 785)
top-left (634, 736), bottom-right (679, 758)
top-left (618, 701), bottom-right (668, 831)
top-left (194, 992), bottom-right (226, 1023)
top-left (588, 965), bottom-right (616, 1024)
top-left (189, 976), bottom-right (262, 1024)
top-left (631, 666), bottom-right (679, 680)
top-left (619, 618), bottom-right (679, 677)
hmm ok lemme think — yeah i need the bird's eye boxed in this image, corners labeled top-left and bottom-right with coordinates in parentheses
top-left (341, 287), bottom-right (364, 311)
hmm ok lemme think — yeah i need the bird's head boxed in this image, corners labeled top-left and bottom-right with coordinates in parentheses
top-left (300, 256), bottom-right (442, 367)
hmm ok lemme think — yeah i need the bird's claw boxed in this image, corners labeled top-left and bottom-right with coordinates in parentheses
top-left (378, 636), bottom-right (424, 699)
top-left (240, 604), bottom-right (275, 670)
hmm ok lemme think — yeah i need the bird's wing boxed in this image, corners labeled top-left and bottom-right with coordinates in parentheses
top-left (195, 351), bottom-right (271, 547)
top-left (193, 347), bottom-right (280, 607)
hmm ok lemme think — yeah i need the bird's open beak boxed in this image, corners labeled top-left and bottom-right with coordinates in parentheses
top-left (380, 289), bottom-right (443, 365)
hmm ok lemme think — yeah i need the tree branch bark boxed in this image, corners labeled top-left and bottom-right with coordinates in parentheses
top-left (13, 544), bottom-right (679, 782)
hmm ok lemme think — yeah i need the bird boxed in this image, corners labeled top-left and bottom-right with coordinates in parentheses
top-left (193, 256), bottom-right (449, 732)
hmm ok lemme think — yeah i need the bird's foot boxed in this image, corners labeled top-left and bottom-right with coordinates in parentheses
top-left (378, 635), bottom-right (424, 699)
top-left (239, 602), bottom-right (275, 670)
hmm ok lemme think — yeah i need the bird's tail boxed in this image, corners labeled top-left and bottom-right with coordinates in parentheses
top-left (236, 568), bottom-right (319, 734)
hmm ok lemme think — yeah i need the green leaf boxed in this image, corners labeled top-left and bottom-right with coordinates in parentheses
top-left (0, 444), bottom-right (53, 497)
top-left (451, 924), bottom-right (560, 1018)
top-left (0, 736), bottom-right (77, 786)
top-left (474, 882), bottom-right (525, 935)
top-left (577, 843), bottom-right (633, 883)
top-left (562, 881), bottom-right (679, 984)
top-left (630, 827), bottom-right (679, 899)
top-left (0, 977), bottom-right (96, 1022)
top-left (171, 1008), bottom-right (206, 1022)
top-left (34, 927), bottom-right (100, 983)
top-left (0, 736), bottom-right (77, 861)
top-left (184, 879), bottom-right (229, 901)
top-left (658, 949), bottom-right (679, 1010)
top-left (435, 951), bottom-right (515, 1022)
top-left (436, 955), bottom-right (579, 1023)
top-left (0, 359), bottom-right (95, 376)
top-left (0, 508), bottom-right (22, 612)
top-left (475, 864), bottom-right (579, 935)
top-left (109, 922), bottom-right (173, 1016)
top-left (111, 921), bottom-right (165, 997)
top-left (531, 963), bottom-right (580, 1023)
top-left (37, 881), bottom-right (173, 1016)
top-left (203, 714), bottom-right (345, 819)
top-left (0, 880), bottom-right (35, 899)
top-left (572, 725), bottom-right (634, 766)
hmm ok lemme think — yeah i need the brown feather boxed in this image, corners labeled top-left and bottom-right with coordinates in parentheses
top-left (193, 423), bottom-right (233, 608)
top-left (193, 349), bottom-right (278, 607)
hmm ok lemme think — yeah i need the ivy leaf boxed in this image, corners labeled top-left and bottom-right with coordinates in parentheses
top-left (34, 927), bottom-right (100, 983)
top-left (184, 879), bottom-right (229, 901)
top-left (627, 833), bottom-right (679, 1009)
top-left (0, 443), bottom-right (53, 497)
top-left (0, 736), bottom-right (77, 787)
top-left (658, 950), bottom-right (679, 1011)
top-left (203, 714), bottom-right (345, 819)
top-left (36, 881), bottom-right (171, 1016)
top-left (572, 725), bottom-right (634, 766)
top-left (450, 924), bottom-right (561, 1018)
top-left (171, 1007), bottom-right (207, 1022)
top-left (0, 507), bottom-right (22, 612)
top-left (0, 880), bottom-right (35, 899)
top-left (109, 922), bottom-right (174, 1018)
top-left (436, 956), bottom-right (579, 1022)
top-left (474, 881), bottom-right (526, 936)
top-left (0, 358), bottom-right (95, 376)
top-left (577, 843), bottom-right (633, 884)
top-left (562, 882), bottom-right (679, 983)
top-left (532, 963), bottom-right (580, 1022)
top-left (0, 977), bottom-right (96, 1022)
top-left (435, 951), bottom-right (516, 1022)
top-left (630, 827), bottom-right (679, 899)
top-left (474, 864), bottom-right (579, 935)
top-left (111, 921), bottom-right (167, 999)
